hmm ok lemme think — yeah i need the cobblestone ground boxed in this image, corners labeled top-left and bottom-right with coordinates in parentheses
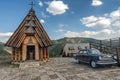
top-left (0, 58), bottom-right (120, 80)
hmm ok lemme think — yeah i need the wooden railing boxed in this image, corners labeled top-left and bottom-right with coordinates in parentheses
top-left (90, 38), bottom-right (120, 64)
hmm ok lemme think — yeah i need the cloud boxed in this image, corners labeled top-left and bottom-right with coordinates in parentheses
top-left (0, 32), bottom-right (13, 37)
top-left (80, 16), bottom-right (98, 24)
top-left (91, 0), bottom-right (103, 6)
top-left (80, 16), bottom-right (111, 28)
top-left (0, 32), bottom-right (13, 42)
top-left (38, 1), bottom-right (43, 6)
top-left (112, 21), bottom-right (120, 27)
top-left (40, 19), bottom-right (45, 23)
top-left (41, 12), bottom-right (49, 18)
top-left (110, 10), bottom-right (120, 18)
top-left (46, 0), bottom-right (69, 15)
top-left (55, 24), bottom-right (67, 32)
top-left (64, 29), bottom-right (114, 39)
top-left (55, 29), bottom-right (65, 32)
top-left (80, 8), bottom-right (120, 28)
top-left (59, 24), bottom-right (65, 28)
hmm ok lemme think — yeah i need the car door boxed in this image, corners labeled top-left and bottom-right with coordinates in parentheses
top-left (82, 50), bottom-right (89, 63)
top-left (77, 50), bottom-right (83, 61)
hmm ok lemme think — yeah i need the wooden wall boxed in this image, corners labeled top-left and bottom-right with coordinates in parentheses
top-left (12, 36), bottom-right (49, 62)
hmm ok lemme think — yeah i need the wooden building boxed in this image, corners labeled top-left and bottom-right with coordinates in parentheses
top-left (61, 43), bottom-right (89, 57)
top-left (5, 8), bottom-right (52, 62)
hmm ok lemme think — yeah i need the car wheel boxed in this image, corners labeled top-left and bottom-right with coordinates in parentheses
top-left (90, 61), bottom-right (97, 68)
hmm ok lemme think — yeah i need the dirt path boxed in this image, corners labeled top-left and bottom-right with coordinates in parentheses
top-left (0, 58), bottom-right (120, 80)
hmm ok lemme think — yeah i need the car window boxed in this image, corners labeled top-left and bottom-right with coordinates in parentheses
top-left (79, 50), bottom-right (87, 54)
top-left (91, 49), bottom-right (101, 54)
top-left (79, 51), bottom-right (83, 54)
top-left (83, 51), bottom-right (87, 54)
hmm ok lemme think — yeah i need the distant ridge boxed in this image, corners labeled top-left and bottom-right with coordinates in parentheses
top-left (0, 42), bottom-right (11, 56)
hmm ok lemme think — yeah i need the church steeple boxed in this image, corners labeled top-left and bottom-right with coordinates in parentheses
top-left (29, 2), bottom-right (35, 14)
top-left (29, 2), bottom-right (35, 10)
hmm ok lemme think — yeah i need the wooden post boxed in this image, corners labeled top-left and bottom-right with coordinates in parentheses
top-left (12, 48), bottom-right (14, 62)
top-left (110, 39), bottom-right (112, 54)
top-left (116, 47), bottom-right (120, 64)
top-left (35, 44), bottom-right (39, 60)
top-left (46, 47), bottom-right (49, 59)
top-left (44, 47), bottom-right (46, 60)
top-left (40, 47), bottom-right (43, 60)
top-left (18, 49), bottom-right (21, 62)
top-left (14, 49), bottom-right (16, 62)
top-left (100, 40), bottom-right (102, 52)
top-left (119, 38), bottom-right (120, 48)
top-left (89, 42), bottom-right (91, 49)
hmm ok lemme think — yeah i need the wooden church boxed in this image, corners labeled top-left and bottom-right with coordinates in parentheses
top-left (5, 6), bottom-right (52, 62)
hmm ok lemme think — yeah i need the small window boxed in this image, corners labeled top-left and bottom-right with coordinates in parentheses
top-left (78, 46), bottom-right (82, 50)
top-left (68, 46), bottom-right (74, 50)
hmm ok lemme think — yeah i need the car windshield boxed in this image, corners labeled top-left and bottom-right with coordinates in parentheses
top-left (91, 49), bottom-right (101, 54)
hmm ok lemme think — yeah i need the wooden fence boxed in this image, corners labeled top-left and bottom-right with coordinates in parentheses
top-left (90, 38), bottom-right (120, 64)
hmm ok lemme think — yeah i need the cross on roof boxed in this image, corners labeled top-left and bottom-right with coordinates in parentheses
top-left (29, 2), bottom-right (35, 9)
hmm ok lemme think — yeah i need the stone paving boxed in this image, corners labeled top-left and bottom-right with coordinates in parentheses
top-left (0, 58), bottom-right (120, 80)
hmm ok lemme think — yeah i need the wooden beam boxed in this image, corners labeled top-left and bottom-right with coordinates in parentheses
top-left (39, 47), bottom-right (43, 60)
top-left (46, 47), bottom-right (49, 59)
top-left (12, 48), bottom-right (15, 62)
top-left (43, 47), bottom-right (47, 60)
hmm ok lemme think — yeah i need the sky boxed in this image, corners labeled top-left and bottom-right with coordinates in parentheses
top-left (0, 0), bottom-right (120, 42)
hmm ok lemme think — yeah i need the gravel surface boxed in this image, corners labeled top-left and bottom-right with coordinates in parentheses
top-left (0, 58), bottom-right (120, 80)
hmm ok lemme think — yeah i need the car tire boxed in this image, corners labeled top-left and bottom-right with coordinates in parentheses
top-left (90, 61), bottom-right (97, 68)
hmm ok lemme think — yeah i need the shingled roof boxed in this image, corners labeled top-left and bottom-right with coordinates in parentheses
top-left (6, 8), bottom-right (52, 48)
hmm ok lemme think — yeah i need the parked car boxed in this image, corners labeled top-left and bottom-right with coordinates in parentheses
top-left (73, 48), bottom-right (118, 68)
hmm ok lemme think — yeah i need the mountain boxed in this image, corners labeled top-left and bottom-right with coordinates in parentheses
top-left (49, 37), bottom-right (98, 57)
top-left (0, 42), bottom-right (11, 56)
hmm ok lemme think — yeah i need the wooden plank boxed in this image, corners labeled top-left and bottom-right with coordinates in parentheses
top-left (46, 47), bottom-right (49, 59)
top-left (14, 27), bottom-right (27, 47)
top-left (40, 48), bottom-right (43, 60)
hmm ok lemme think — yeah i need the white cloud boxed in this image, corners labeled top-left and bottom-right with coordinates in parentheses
top-left (80, 8), bottom-right (120, 29)
top-left (0, 32), bottom-right (13, 42)
top-left (81, 16), bottom-right (111, 28)
top-left (46, 0), bottom-right (69, 15)
top-left (110, 10), bottom-right (120, 18)
top-left (91, 0), bottom-right (103, 6)
top-left (55, 29), bottom-right (65, 32)
top-left (112, 21), bottom-right (120, 27)
top-left (64, 29), bottom-right (114, 39)
top-left (0, 32), bottom-right (13, 37)
top-left (64, 30), bottom-right (97, 38)
top-left (38, 1), bottom-right (43, 6)
top-left (80, 16), bottom-right (98, 24)
top-left (40, 19), bottom-right (45, 23)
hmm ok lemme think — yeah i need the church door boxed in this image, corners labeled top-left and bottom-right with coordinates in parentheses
top-left (27, 45), bottom-right (35, 60)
